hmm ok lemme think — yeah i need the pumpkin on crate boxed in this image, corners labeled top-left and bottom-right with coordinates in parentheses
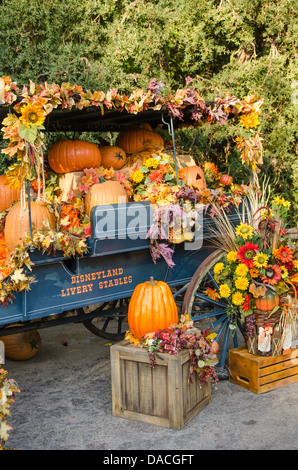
top-left (48, 140), bottom-right (102, 174)
top-left (99, 146), bottom-right (127, 170)
top-left (0, 175), bottom-right (20, 211)
top-left (128, 276), bottom-right (178, 339)
top-left (4, 201), bottom-right (56, 248)
top-left (115, 123), bottom-right (164, 154)
top-left (0, 329), bottom-right (41, 360)
top-left (178, 165), bottom-right (207, 190)
top-left (84, 180), bottom-right (128, 218)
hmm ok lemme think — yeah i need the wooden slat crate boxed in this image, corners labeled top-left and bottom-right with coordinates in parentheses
top-left (111, 340), bottom-right (211, 430)
top-left (229, 347), bottom-right (298, 394)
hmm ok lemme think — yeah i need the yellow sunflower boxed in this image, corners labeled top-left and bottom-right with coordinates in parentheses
top-left (253, 252), bottom-right (269, 269)
top-left (234, 277), bottom-right (249, 291)
top-left (240, 112), bottom-right (260, 129)
top-left (219, 284), bottom-right (231, 298)
top-left (280, 266), bottom-right (289, 279)
top-left (293, 260), bottom-right (298, 270)
top-left (232, 291), bottom-right (245, 306)
top-left (19, 103), bottom-right (46, 127)
top-left (235, 223), bottom-right (254, 240)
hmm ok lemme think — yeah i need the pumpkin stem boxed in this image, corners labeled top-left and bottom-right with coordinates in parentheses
top-left (149, 276), bottom-right (155, 285)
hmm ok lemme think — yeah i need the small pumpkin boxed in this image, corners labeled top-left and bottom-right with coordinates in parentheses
top-left (0, 329), bottom-right (41, 360)
top-left (84, 180), bottom-right (128, 218)
top-left (255, 289), bottom-right (280, 312)
top-left (0, 175), bottom-right (20, 211)
top-left (99, 146), bottom-right (127, 170)
top-left (178, 165), bottom-right (207, 190)
top-left (128, 276), bottom-right (178, 339)
top-left (220, 174), bottom-right (233, 186)
top-left (115, 123), bottom-right (164, 153)
top-left (4, 201), bottom-right (56, 248)
top-left (48, 140), bottom-right (102, 174)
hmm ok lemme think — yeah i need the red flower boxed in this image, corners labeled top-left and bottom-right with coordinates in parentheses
top-left (285, 261), bottom-right (294, 272)
top-left (237, 242), bottom-right (259, 268)
top-left (242, 294), bottom-right (251, 312)
top-left (148, 170), bottom-right (163, 184)
top-left (261, 264), bottom-right (282, 286)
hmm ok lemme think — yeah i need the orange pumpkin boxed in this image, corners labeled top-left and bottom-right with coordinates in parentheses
top-left (255, 289), bottom-right (280, 312)
top-left (0, 175), bottom-right (20, 211)
top-left (99, 146), bottom-right (127, 170)
top-left (4, 201), bottom-right (56, 248)
top-left (220, 174), bottom-right (233, 186)
top-left (115, 123), bottom-right (164, 153)
top-left (48, 140), bottom-right (102, 174)
top-left (178, 165), bottom-right (207, 190)
top-left (84, 180), bottom-right (128, 218)
top-left (128, 276), bottom-right (178, 339)
top-left (0, 329), bottom-right (41, 360)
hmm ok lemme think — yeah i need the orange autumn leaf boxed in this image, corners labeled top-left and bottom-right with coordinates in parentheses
top-left (249, 282), bottom-right (266, 298)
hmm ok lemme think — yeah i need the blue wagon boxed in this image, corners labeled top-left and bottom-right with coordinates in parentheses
top-left (0, 106), bottom-right (244, 377)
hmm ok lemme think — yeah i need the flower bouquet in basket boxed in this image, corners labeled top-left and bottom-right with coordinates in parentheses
top-left (210, 180), bottom-right (298, 356)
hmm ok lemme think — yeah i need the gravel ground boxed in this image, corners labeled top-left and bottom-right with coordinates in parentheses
top-left (2, 321), bottom-right (298, 452)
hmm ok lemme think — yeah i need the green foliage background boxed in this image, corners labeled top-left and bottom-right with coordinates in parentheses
top-left (0, 0), bottom-right (297, 223)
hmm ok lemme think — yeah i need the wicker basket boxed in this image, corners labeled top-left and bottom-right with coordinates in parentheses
top-left (244, 309), bottom-right (283, 356)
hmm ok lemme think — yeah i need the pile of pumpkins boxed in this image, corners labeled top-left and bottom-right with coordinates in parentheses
top-left (1, 122), bottom-right (208, 249)
top-left (0, 124), bottom-right (162, 247)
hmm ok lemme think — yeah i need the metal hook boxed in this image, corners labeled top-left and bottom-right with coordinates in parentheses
top-left (161, 112), bottom-right (179, 185)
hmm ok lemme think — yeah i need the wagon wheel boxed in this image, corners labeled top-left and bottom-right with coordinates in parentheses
top-left (81, 297), bottom-right (130, 341)
top-left (182, 249), bottom-right (245, 379)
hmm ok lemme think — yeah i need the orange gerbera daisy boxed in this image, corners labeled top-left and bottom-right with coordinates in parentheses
top-left (250, 267), bottom-right (260, 278)
top-left (274, 245), bottom-right (293, 264)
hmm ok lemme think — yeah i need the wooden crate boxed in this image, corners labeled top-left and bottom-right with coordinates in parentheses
top-left (229, 347), bottom-right (298, 394)
top-left (111, 340), bottom-right (211, 430)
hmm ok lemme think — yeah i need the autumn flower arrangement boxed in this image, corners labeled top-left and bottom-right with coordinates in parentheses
top-left (209, 180), bottom-right (298, 355)
top-left (125, 314), bottom-right (219, 388)
top-left (129, 149), bottom-right (178, 198)
top-left (0, 366), bottom-right (20, 449)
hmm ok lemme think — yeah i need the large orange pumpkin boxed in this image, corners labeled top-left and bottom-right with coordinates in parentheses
top-left (115, 123), bottom-right (164, 153)
top-left (84, 180), bottom-right (128, 218)
top-left (0, 329), bottom-right (41, 360)
top-left (0, 175), bottom-right (20, 211)
top-left (48, 140), bottom-right (102, 174)
top-left (128, 276), bottom-right (178, 339)
top-left (4, 201), bottom-right (56, 248)
top-left (99, 146), bottom-right (127, 170)
top-left (255, 289), bottom-right (280, 312)
top-left (178, 165), bottom-right (207, 190)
